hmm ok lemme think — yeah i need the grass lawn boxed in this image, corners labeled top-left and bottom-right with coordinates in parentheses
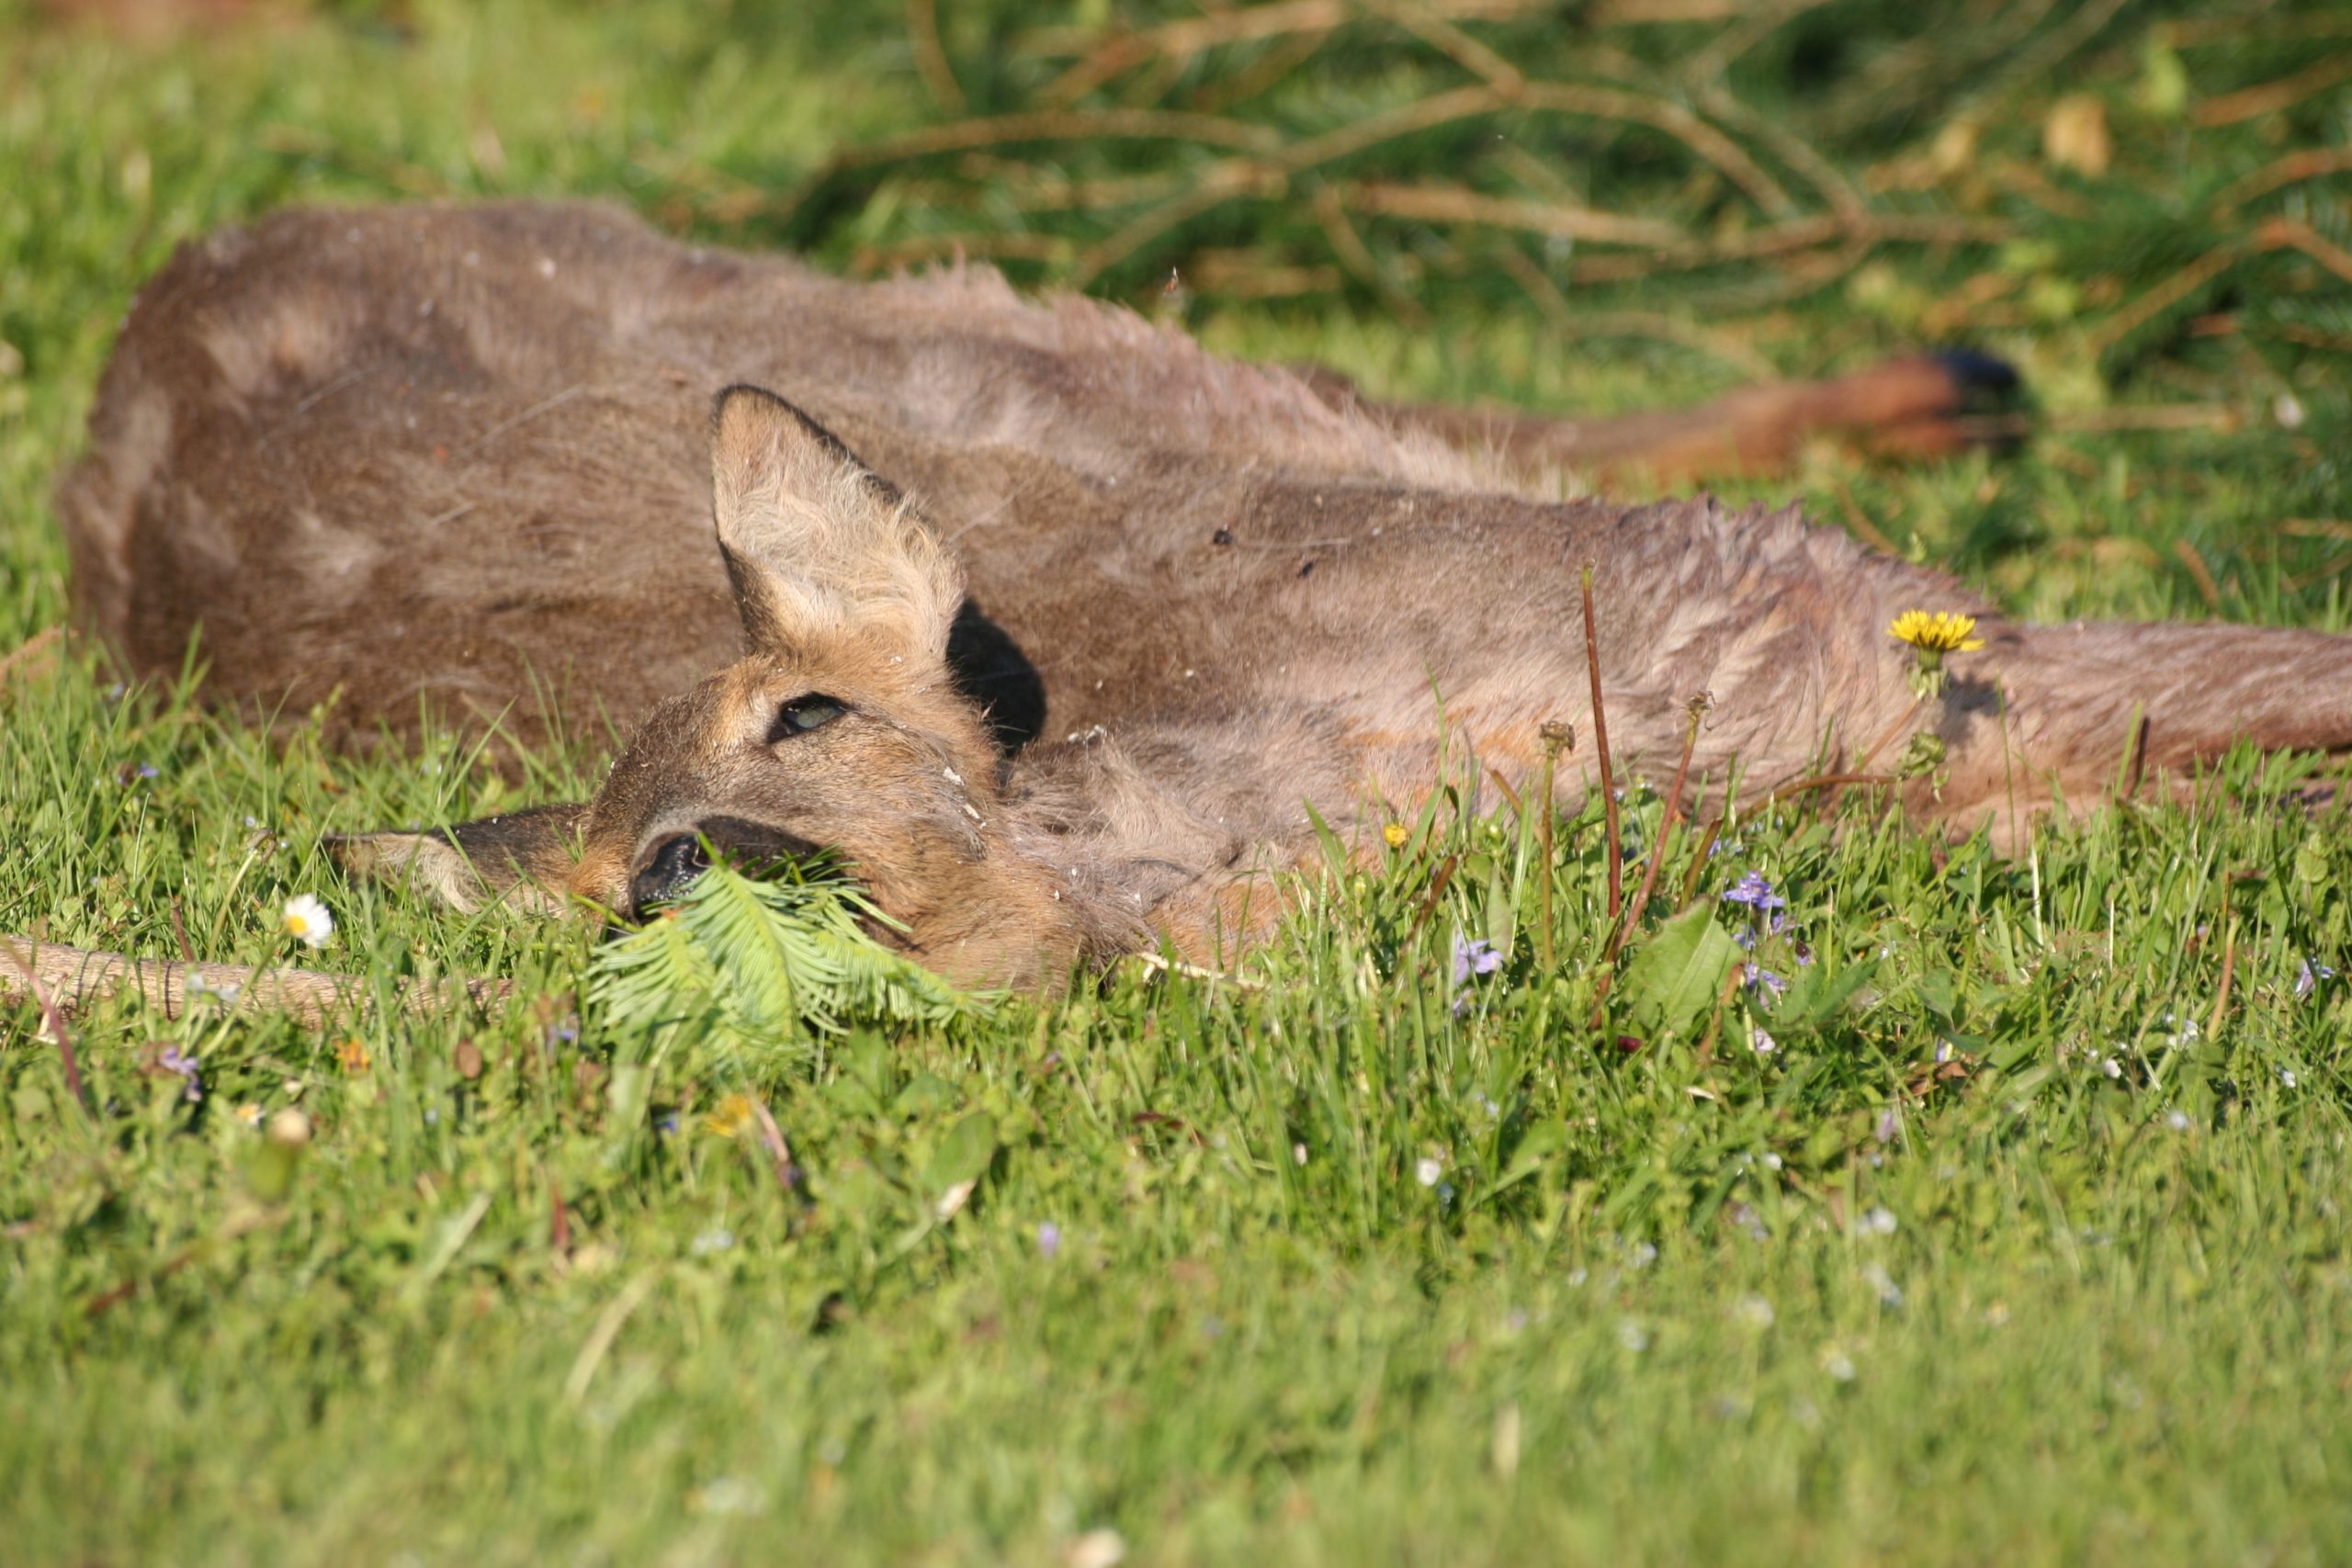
top-left (3, 1), bottom-right (2349, 1562)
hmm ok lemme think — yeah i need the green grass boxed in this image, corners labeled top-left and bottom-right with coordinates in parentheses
top-left (4, 2), bottom-right (2350, 1562)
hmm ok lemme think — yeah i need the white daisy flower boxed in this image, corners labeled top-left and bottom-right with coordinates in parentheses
top-left (281, 893), bottom-right (334, 949)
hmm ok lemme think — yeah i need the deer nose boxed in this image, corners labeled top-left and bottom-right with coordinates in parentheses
top-left (629, 833), bottom-right (709, 916)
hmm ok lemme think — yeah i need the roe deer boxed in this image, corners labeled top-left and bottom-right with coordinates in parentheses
top-left (55, 201), bottom-right (2352, 990)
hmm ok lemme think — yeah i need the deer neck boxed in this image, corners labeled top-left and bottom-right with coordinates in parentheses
top-left (854, 797), bottom-right (1136, 993)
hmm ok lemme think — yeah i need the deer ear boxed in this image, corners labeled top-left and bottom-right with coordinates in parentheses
top-left (328, 804), bottom-right (587, 915)
top-left (709, 385), bottom-right (963, 659)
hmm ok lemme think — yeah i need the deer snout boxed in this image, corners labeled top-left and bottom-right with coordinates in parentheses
top-left (626, 818), bottom-right (824, 918)
top-left (629, 832), bottom-right (710, 916)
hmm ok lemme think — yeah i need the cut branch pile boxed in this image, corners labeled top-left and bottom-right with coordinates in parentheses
top-left (696, 0), bottom-right (2351, 389)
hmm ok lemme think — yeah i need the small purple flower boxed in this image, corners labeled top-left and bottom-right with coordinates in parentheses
top-left (1722, 872), bottom-right (1786, 912)
top-left (2295, 957), bottom-right (2335, 999)
top-left (1744, 963), bottom-right (1787, 997)
top-left (1874, 1108), bottom-right (1900, 1145)
top-left (1452, 932), bottom-right (1503, 987)
top-left (158, 1045), bottom-right (202, 1101)
top-left (1036, 1221), bottom-right (1062, 1259)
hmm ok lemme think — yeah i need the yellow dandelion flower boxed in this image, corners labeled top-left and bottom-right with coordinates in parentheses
top-left (335, 1038), bottom-right (371, 1075)
top-left (1383, 822), bottom-right (1409, 849)
top-left (1888, 610), bottom-right (1985, 697)
top-left (704, 1092), bottom-right (754, 1138)
top-left (1887, 610), bottom-right (1986, 653)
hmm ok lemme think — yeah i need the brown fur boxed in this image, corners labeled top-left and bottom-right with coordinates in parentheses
top-left (58, 201), bottom-right (2352, 988)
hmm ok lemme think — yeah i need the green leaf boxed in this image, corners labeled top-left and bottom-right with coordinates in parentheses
top-left (922, 1110), bottom-right (1000, 1198)
top-left (1773, 958), bottom-right (1880, 1032)
top-left (1620, 901), bottom-right (1742, 1039)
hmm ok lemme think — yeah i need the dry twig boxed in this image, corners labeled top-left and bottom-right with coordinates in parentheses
top-left (0, 937), bottom-right (507, 1024)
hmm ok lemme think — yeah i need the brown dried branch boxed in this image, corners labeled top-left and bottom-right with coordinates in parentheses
top-left (1189, 28), bottom-right (1334, 114)
top-left (2258, 216), bottom-right (2352, 289)
top-left (1353, 0), bottom-right (1525, 96)
top-left (2173, 539), bottom-right (2224, 615)
top-left (1068, 175), bottom-right (1261, 290)
top-left (825, 107), bottom-right (1281, 171)
top-left (2194, 51), bottom-right (2352, 128)
top-left (1273, 81), bottom-right (1504, 172)
top-left (848, 232), bottom-right (1077, 276)
top-left (1016, 0), bottom-right (1544, 62)
top-left (2084, 241), bottom-right (2245, 355)
top-left (1596, 0), bottom-right (1746, 22)
top-left (1950, 406), bottom-right (2237, 439)
top-left (1268, 81), bottom-right (1794, 219)
top-left (905, 0), bottom-right (966, 112)
top-left (2218, 148), bottom-right (2352, 213)
top-left (1312, 184), bottom-right (1428, 324)
top-left (1514, 83), bottom-right (1793, 217)
top-left (1565, 212), bottom-right (2007, 286)
top-left (1336, 181), bottom-right (1686, 247)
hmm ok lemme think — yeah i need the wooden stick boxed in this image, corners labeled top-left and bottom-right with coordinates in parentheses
top-left (0, 937), bottom-right (508, 1025)
top-left (0, 939), bottom-right (88, 1116)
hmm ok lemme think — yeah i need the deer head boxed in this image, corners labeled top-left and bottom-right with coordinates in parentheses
top-left (334, 386), bottom-right (1086, 986)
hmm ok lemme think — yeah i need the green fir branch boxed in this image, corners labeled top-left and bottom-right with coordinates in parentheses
top-left (587, 857), bottom-right (978, 1074)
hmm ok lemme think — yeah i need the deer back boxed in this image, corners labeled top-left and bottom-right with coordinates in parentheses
top-left (57, 201), bottom-right (1505, 751)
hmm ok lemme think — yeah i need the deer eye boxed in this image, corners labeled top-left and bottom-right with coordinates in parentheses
top-left (767, 694), bottom-right (846, 742)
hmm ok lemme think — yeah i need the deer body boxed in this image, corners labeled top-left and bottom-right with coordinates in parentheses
top-left (59, 202), bottom-right (2352, 987)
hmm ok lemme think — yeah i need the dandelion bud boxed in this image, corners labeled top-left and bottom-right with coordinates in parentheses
top-left (1894, 732), bottom-right (1947, 779)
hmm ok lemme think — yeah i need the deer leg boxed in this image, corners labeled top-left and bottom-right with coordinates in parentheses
top-left (1928, 620), bottom-right (2352, 838)
top-left (1297, 351), bottom-right (2020, 486)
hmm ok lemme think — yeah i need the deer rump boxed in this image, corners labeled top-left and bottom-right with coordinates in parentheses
top-left (56, 201), bottom-right (2352, 987)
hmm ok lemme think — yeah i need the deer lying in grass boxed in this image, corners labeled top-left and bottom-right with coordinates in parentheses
top-left (50, 201), bottom-right (2352, 995)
